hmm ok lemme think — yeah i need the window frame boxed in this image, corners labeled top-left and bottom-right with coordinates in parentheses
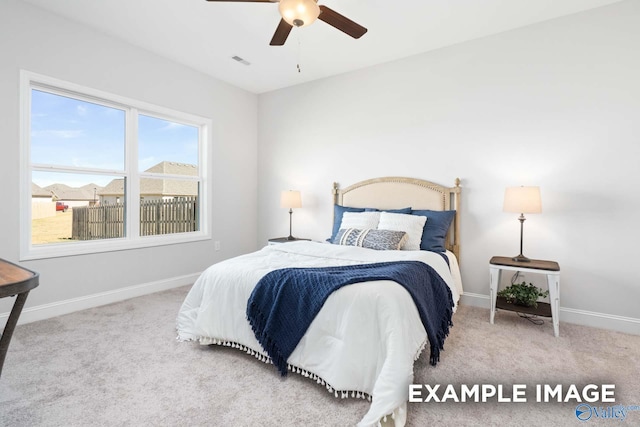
top-left (20, 70), bottom-right (211, 260)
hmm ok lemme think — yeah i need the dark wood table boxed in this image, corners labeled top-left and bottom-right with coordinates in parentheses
top-left (0, 258), bottom-right (39, 378)
top-left (267, 237), bottom-right (311, 245)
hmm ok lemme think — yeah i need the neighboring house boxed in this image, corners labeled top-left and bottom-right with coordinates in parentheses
top-left (31, 182), bottom-right (54, 219)
top-left (98, 161), bottom-right (198, 205)
top-left (31, 182), bottom-right (51, 203)
top-left (44, 183), bottom-right (102, 208)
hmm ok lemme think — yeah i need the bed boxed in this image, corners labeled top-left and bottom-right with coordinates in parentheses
top-left (176, 177), bottom-right (462, 427)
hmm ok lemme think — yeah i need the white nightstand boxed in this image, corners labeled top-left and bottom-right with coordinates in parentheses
top-left (489, 256), bottom-right (561, 337)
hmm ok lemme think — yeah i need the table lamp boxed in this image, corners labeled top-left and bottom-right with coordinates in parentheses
top-left (280, 190), bottom-right (302, 240)
top-left (503, 186), bottom-right (542, 262)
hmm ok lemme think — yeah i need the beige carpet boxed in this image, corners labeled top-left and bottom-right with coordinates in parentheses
top-left (1, 286), bottom-right (639, 426)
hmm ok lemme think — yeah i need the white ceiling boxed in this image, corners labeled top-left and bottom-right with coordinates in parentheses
top-left (22, 0), bottom-right (623, 94)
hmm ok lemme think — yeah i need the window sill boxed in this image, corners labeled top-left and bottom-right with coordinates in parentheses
top-left (20, 231), bottom-right (211, 261)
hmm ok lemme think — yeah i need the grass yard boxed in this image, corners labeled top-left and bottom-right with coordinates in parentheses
top-left (31, 210), bottom-right (76, 244)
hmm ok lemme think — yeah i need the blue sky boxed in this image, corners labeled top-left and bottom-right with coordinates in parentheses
top-left (31, 89), bottom-right (198, 188)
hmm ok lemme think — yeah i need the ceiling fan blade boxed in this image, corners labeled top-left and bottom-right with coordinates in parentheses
top-left (318, 5), bottom-right (367, 39)
top-left (270, 19), bottom-right (292, 46)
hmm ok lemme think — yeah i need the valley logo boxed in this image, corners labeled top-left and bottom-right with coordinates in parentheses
top-left (575, 403), bottom-right (640, 422)
top-left (576, 404), bottom-right (594, 421)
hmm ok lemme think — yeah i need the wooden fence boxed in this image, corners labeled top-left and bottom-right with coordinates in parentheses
top-left (72, 197), bottom-right (198, 240)
top-left (140, 197), bottom-right (198, 236)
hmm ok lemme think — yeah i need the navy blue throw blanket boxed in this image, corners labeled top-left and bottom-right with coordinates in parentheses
top-left (246, 261), bottom-right (454, 376)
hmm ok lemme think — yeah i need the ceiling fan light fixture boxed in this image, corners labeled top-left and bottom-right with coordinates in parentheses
top-left (278, 0), bottom-right (320, 27)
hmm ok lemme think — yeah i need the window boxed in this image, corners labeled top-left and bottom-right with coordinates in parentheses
top-left (21, 71), bottom-right (210, 260)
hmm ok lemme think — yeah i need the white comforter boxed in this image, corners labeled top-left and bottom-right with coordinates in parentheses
top-left (176, 241), bottom-right (462, 426)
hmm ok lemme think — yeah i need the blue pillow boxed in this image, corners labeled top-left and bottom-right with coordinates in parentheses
top-left (329, 205), bottom-right (365, 242)
top-left (364, 207), bottom-right (412, 214)
top-left (411, 210), bottom-right (456, 253)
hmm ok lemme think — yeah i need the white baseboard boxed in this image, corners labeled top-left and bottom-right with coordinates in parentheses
top-left (558, 307), bottom-right (640, 336)
top-left (460, 292), bottom-right (640, 336)
top-left (459, 292), bottom-right (490, 308)
top-left (0, 272), bottom-right (200, 326)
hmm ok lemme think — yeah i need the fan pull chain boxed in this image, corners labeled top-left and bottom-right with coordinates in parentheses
top-left (296, 29), bottom-right (302, 73)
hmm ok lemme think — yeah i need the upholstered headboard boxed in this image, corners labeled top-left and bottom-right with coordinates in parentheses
top-left (332, 177), bottom-right (462, 259)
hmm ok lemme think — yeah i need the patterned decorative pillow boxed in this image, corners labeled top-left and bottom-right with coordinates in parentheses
top-left (334, 228), bottom-right (408, 251)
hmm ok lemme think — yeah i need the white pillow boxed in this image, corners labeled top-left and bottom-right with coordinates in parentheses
top-left (377, 212), bottom-right (427, 251)
top-left (338, 211), bottom-right (381, 232)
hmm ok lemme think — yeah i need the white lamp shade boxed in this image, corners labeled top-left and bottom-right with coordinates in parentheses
top-left (278, 0), bottom-right (320, 27)
top-left (503, 186), bottom-right (542, 214)
top-left (280, 190), bottom-right (302, 209)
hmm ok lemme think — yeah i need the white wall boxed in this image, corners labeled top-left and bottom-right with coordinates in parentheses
top-left (0, 0), bottom-right (258, 315)
top-left (258, 1), bottom-right (640, 328)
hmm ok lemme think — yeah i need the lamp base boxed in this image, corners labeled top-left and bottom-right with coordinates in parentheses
top-left (286, 209), bottom-right (295, 241)
top-left (511, 254), bottom-right (531, 263)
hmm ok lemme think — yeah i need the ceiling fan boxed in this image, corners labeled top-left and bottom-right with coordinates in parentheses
top-left (205, 0), bottom-right (367, 46)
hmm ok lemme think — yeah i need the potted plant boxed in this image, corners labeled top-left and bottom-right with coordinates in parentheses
top-left (497, 281), bottom-right (549, 308)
